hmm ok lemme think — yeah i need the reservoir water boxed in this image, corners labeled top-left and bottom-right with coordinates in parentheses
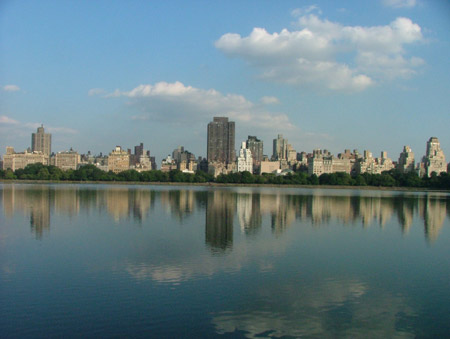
top-left (0, 183), bottom-right (449, 338)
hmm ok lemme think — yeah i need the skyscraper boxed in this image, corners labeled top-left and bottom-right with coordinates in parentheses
top-left (237, 141), bottom-right (253, 172)
top-left (272, 134), bottom-right (288, 161)
top-left (397, 146), bottom-right (415, 173)
top-left (421, 137), bottom-right (447, 177)
top-left (246, 135), bottom-right (263, 171)
top-left (134, 143), bottom-right (144, 157)
top-left (207, 117), bottom-right (235, 164)
top-left (31, 125), bottom-right (51, 156)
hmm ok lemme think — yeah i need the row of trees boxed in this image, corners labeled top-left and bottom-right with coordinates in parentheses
top-left (0, 163), bottom-right (449, 189)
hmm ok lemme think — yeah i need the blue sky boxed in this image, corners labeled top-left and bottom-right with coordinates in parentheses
top-left (1, 0), bottom-right (449, 162)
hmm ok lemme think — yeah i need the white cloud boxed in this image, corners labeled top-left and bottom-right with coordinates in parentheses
top-left (291, 5), bottom-right (322, 17)
top-left (106, 81), bottom-right (295, 130)
top-left (260, 96), bottom-right (280, 105)
top-left (0, 116), bottom-right (77, 140)
top-left (88, 88), bottom-right (106, 96)
top-left (0, 115), bottom-right (19, 124)
top-left (45, 126), bottom-right (78, 134)
top-left (212, 280), bottom-right (415, 338)
top-left (2, 85), bottom-right (20, 92)
top-left (383, 0), bottom-right (417, 8)
top-left (215, 15), bottom-right (423, 91)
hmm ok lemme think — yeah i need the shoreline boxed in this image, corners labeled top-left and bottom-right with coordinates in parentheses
top-left (1, 179), bottom-right (448, 193)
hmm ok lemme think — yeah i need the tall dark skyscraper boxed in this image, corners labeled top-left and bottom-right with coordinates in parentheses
top-left (246, 135), bottom-right (263, 170)
top-left (134, 143), bottom-right (144, 157)
top-left (207, 117), bottom-right (235, 164)
top-left (31, 125), bottom-right (51, 156)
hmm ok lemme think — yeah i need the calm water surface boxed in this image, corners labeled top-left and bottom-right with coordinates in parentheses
top-left (0, 183), bottom-right (449, 338)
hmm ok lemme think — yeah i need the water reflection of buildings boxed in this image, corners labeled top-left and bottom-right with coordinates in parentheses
top-left (160, 190), bottom-right (195, 221)
top-left (1, 185), bottom-right (448, 243)
top-left (420, 197), bottom-right (447, 243)
top-left (205, 191), bottom-right (235, 252)
top-left (104, 188), bottom-right (154, 222)
top-left (1, 185), bottom-right (156, 238)
top-left (236, 193), bottom-right (261, 235)
top-left (2, 185), bottom-right (51, 239)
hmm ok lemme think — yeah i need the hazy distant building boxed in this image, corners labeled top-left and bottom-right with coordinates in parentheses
top-left (3, 147), bottom-right (49, 171)
top-left (259, 160), bottom-right (281, 174)
top-left (134, 143), bottom-right (144, 157)
top-left (420, 137), bottom-right (447, 177)
top-left (207, 117), bottom-right (235, 165)
top-left (237, 142), bottom-right (253, 172)
top-left (32, 125), bottom-right (51, 156)
top-left (397, 146), bottom-right (415, 173)
top-left (108, 146), bottom-right (130, 173)
top-left (357, 151), bottom-right (394, 174)
top-left (246, 136), bottom-right (263, 172)
top-left (308, 149), bottom-right (353, 176)
top-left (160, 155), bottom-right (177, 172)
top-left (134, 151), bottom-right (152, 172)
top-left (54, 150), bottom-right (79, 170)
top-left (129, 143), bottom-right (144, 166)
top-left (272, 134), bottom-right (296, 163)
top-left (272, 134), bottom-right (288, 161)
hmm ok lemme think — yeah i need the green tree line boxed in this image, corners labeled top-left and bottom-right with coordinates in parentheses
top-left (1, 163), bottom-right (449, 189)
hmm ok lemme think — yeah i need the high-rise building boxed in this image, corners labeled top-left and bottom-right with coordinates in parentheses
top-left (272, 134), bottom-right (288, 161)
top-left (246, 136), bottom-right (263, 171)
top-left (108, 146), bottom-right (130, 173)
top-left (397, 146), bottom-right (415, 173)
top-left (32, 125), bottom-right (51, 156)
top-left (172, 146), bottom-right (196, 172)
top-left (421, 137), bottom-right (447, 177)
top-left (207, 117), bottom-right (235, 165)
top-left (237, 142), bottom-right (253, 172)
top-left (134, 143), bottom-right (144, 157)
top-left (357, 150), bottom-right (394, 174)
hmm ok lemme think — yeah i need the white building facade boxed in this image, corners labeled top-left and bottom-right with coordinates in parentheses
top-left (237, 142), bottom-right (253, 172)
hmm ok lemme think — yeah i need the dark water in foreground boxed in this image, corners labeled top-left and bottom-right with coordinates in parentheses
top-left (0, 183), bottom-right (449, 338)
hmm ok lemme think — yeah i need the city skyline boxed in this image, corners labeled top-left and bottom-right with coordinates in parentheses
top-left (1, 1), bottom-right (449, 161)
top-left (2, 122), bottom-right (447, 179)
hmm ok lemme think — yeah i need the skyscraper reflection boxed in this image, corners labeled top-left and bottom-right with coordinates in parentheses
top-left (236, 193), bottom-right (261, 235)
top-left (1, 185), bottom-right (448, 244)
top-left (205, 190), bottom-right (235, 252)
top-left (160, 190), bottom-right (195, 221)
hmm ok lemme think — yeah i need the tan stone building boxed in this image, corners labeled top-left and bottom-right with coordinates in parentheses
top-left (420, 137), bottom-right (447, 177)
top-left (54, 150), bottom-right (80, 170)
top-left (208, 161), bottom-right (235, 177)
top-left (108, 146), bottom-right (130, 173)
top-left (397, 146), bottom-right (415, 173)
top-left (3, 147), bottom-right (49, 171)
top-left (307, 149), bottom-right (353, 176)
top-left (160, 155), bottom-right (177, 172)
top-left (32, 125), bottom-right (51, 156)
top-left (259, 160), bottom-right (281, 174)
top-left (357, 151), bottom-right (394, 174)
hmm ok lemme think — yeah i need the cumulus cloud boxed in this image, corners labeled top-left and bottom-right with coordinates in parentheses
top-left (383, 0), bottom-right (417, 8)
top-left (106, 81), bottom-right (295, 130)
top-left (260, 96), bottom-right (280, 105)
top-left (0, 115), bottom-right (19, 124)
top-left (215, 15), bottom-right (423, 91)
top-left (2, 85), bottom-right (20, 92)
top-left (88, 88), bottom-right (106, 96)
top-left (291, 5), bottom-right (322, 17)
top-left (0, 116), bottom-right (77, 136)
